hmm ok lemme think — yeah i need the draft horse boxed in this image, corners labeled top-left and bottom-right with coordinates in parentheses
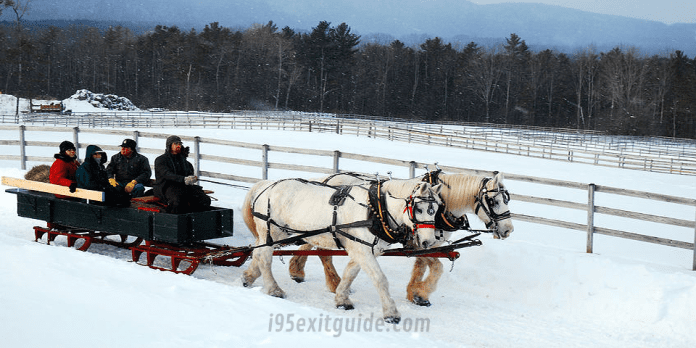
top-left (241, 178), bottom-right (444, 323)
top-left (287, 171), bottom-right (514, 306)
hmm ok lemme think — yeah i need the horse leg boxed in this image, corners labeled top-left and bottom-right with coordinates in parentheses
top-left (334, 258), bottom-right (361, 310)
top-left (319, 254), bottom-right (341, 293)
top-left (409, 257), bottom-right (443, 307)
top-left (349, 249), bottom-right (400, 324)
top-left (288, 244), bottom-right (312, 283)
top-left (255, 245), bottom-right (286, 298)
top-left (406, 257), bottom-right (428, 304)
top-left (242, 250), bottom-right (262, 287)
top-left (288, 246), bottom-right (341, 292)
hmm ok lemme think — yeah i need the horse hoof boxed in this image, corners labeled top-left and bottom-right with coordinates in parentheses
top-left (384, 316), bottom-right (400, 324)
top-left (291, 276), bottom-right (305, 283)
top-left (413, 296), bottom-right (431, 307)
top-left (336, 304), bottom-right (354, 310)
top-left (269, 290), bottom-right (286, 299)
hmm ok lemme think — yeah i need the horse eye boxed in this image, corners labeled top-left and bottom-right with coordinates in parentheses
top-left (415, 208), bottom-right (423, 214)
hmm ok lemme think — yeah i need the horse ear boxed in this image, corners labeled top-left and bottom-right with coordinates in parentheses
top-left (492, 172), bottom-right (504, 186)
top-left (432, 183), bottom-right (443, 196)
top-left (418, 183), bottom-right (430, 195)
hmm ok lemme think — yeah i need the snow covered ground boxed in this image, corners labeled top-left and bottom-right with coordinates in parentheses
top-left (1, 96), bottom-right (696, 347)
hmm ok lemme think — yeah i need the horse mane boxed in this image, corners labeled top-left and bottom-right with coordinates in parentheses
top-left (381, 180), bottom-right (422, 197)
top-left (438, 174), bottom-right (484, 212)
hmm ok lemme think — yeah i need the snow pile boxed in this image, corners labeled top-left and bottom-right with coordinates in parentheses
top-left (68, 89), bottom-right (139, 111)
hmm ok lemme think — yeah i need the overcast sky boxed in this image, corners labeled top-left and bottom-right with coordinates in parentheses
top-left (471, 0), bottom-right (695, 24)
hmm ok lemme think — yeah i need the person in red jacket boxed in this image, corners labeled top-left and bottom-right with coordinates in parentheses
top-left (49, 140), bottom-right (80, 196)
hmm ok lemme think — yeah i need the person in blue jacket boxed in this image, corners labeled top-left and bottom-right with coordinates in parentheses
top-left (76, 144), bottom-right (130, 207)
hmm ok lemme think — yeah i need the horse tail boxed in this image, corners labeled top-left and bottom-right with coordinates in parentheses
top-left (243, 180), bottom-right (269, 239)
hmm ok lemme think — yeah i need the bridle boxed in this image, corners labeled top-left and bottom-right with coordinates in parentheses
top-left (371, 182), bottom-right (440, 244)
top-left (474, 177), bottom-right (511, 231)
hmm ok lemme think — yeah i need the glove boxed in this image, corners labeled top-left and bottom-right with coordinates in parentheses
top-left (109, 178), bottom-right (119, 187)
top-left (69, 182), bottom-right (77, 193)
top-left (125, 180), bottom-right (137, 193)
top-left (184, 175), bottom-right (198, 185)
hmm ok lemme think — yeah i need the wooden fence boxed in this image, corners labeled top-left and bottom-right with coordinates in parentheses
top-left (1, 125), bottom-right (695, 270)
top-left (3, 111), bottom-right (696, 176)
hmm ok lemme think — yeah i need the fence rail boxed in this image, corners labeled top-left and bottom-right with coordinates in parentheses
top-left (2, 111), bottom-right (695, 176)
top-left (1, 124), bottom-right (695, 270)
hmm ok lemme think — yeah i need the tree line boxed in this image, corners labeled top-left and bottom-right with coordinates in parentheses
top-left (1, 18), bottom-right (695, 139)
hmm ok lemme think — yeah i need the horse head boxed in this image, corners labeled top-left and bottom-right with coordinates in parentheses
top-left (474, 172), bottom-right (514, 239)
top-left (395, 182), bottom-right (443, 249)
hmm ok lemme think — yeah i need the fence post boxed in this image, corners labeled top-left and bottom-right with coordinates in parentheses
top-left (193, 136), bottom-right (200, 177)
top-left (72, 127), bottom-right (80, 159)
top-left (586, 183), bottom-right (596, 253)
top-left (262, 144), bottom-right (269, 180)
top-left (333, 150), bottom-right (341, 173)
top-left (132, 130), bottom-right (140, 152)
top-left (19, 125), bottom-right (26, 170)
top-left (409, 161), bottom-right (416, 179)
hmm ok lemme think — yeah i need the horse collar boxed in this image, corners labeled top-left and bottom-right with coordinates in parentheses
top-left (367, 182), bottom-right (410, 245)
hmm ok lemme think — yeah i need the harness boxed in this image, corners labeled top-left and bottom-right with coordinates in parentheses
top-left (366, 181), bottom-right (438, 245)
top-left (422, 170), bottom-right (470, 234)
top-left (250, 178), bottom-right (438, 251)
top-left (474, 177), bottom-right (512, 230)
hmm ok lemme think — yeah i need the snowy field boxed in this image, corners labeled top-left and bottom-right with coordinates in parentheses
top-left (1, 96), bottom-right (696, 347)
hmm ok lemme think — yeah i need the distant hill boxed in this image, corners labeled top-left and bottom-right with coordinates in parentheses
top-left (10, 0), bottom-right (696, 56)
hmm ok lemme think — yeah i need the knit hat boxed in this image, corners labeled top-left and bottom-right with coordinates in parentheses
top-left (120, 138), bottom-right (137, 150)
top-left (166, 135), bottom-right (182, 151)
top-left (59, 141), bottom-right (76, 154)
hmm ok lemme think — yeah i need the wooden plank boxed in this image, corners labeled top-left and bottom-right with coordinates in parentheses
top-left (594, 205), bottom-right (695, 228)
top-left (594, 226), bottom-right (694, 250)
top-left (1, 176), bottom-right (105, 202)
top-left (512, 193), bottom-right (587, 210)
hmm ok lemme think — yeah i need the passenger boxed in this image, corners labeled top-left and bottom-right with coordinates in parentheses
top-left (153, 135), bottom-right (211, 213)
top-left (49, 140), bottom-right (80, 195)
top-left (106, 138), bottom-right (152, 198)
top-left (76, 144), bottom-right (130, 207)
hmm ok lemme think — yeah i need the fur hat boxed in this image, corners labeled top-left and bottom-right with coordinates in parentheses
top-left (166, 135), bottom-right (182, 151)
top-left (120, 138), bottom-right (137, 150)
top-left (59, 140), bottom-right (76, 154)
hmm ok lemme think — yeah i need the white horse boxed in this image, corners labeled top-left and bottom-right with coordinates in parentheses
top-left (288, 171), bottom-right (514, 306)
top-left (241, 178), bottom-right (444, 323)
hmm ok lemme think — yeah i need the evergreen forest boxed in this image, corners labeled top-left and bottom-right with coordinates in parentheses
top-left (1, 19), bottom-right (695, 139)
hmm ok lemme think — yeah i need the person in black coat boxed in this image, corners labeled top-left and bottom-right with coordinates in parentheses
top-left (153, 135), bottom-right (211, 214)
top-left (106, 138), bottom-right (152, 198)
top-left (76, 144), bottom-right (130, 207)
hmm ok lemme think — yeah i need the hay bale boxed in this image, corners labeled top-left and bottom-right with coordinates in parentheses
top-left (25, 164), bottom-right (51, 183)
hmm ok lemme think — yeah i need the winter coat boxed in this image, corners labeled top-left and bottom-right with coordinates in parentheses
top-left (76, 145), bottom-right (108, 191)
top-left (153, 150), bottom-right (194, 199)
top-left (49, 153), bottom-right (79, 187)
top-left (106, 150), bottom-right (151, 184)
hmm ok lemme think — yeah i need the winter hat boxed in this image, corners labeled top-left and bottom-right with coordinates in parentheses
top-left (59, 140), bottom-right (76, 154)
top-left (166, 135), bottom-right (182, 151)
top-left (120, 138), bottom-right (137, 150)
